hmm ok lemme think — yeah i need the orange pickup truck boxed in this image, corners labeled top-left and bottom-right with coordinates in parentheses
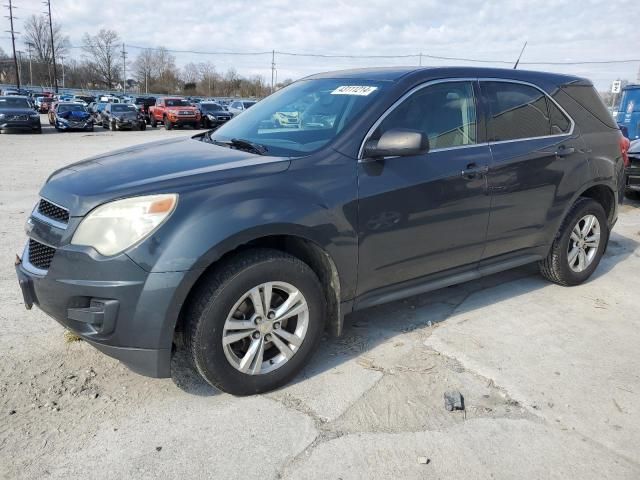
top-left (149, 97), bottom-right (201, 130)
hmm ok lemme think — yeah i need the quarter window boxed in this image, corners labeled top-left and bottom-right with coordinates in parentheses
top-left (372, 81), bottom-right (477, 150)
top-left (484, 82), bottom-right (571, 141)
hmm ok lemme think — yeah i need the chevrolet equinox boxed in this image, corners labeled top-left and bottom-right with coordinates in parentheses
top-left (16, 67), bottom-right (626, 395)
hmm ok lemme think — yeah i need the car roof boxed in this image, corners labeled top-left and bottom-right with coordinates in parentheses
top-left (303, 66), bottom-right (586, 86)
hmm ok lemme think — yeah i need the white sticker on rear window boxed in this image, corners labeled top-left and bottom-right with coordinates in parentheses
top-left (331, 86), bottom-right (378, 96)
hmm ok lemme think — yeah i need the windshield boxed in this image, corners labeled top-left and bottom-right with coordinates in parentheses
top-left (0, 97), bottom-right (30, 109)
top-left (58, 104), bottom-right (86, 113)
top-left (200, 103), bottom-right (223, 112)
top-left (243, 102), bottom-right (256, 109)
top-left (209, 79), bottom-right (384, 156)
top-left (112, 104), bottom-right (136, 112)
top-left (166, 99), bottom-right (191, 107)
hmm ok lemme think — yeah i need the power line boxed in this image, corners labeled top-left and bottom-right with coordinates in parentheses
top-left (1, 35), bottom-right (639, 66)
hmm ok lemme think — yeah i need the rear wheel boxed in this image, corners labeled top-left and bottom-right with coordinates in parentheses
top-left (539, 197), bottom-right (609, 286)
top-left (150, 116), bottom-right (157, 128)
top-left (184, 249), bottom-right (325, 395)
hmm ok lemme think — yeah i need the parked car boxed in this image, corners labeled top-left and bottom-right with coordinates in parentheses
top-left (273, 110), bottom-right (300, 128)
top-left (149, 97), bottom-right (201, 129)
top-left (51, 102), bottom-right (94, 132)
top-left (227, 99), bottom-right (256, 116)
top-left (39, 97), bottom-right (54, 113)
top-left (15, 67), bottom-right (625, 395)
top-left (0, 96), bottom-right (41, 133)
top-left (100, 103), bottom-right (146, 131)
top-left (616, 84), bottom-right (640, 141)
top-left (1, 88), bottom-right (20, 96)
top-left (133, 96), bottom-right (156, 124)
top-left (198, 102), bottom-right (232, 128)
top-left (73, 94), bottom-right (96, 105)
top-left (625, 139), bottom-right (640, 196)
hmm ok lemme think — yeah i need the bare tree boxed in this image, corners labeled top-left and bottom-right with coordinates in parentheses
top-left (22, 14), bottom-right (69, 85)
top-left (198, 61), bottom-right (218, 96)
top-left (82, 29), bottom-right (120, 88)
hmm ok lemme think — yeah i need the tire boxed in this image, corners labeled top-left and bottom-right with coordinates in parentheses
top-left (138, 122), bottom-right (146, 131)
top-left (151, 116), bottom-right (157, 128)
top-left (164, 117), bottom-right (173, 130)
top-left (194, 121), bottom-right (201, 129)
top-left (539, 197), bottom-right (609, 286)
top-left (109, 121), bottom-right (117, 131)
top-left (35, 127), bottom-right (42, 134)
top-left (184, 248), bottom-right (326, 395)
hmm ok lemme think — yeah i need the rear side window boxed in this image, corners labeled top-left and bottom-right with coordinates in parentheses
top-left (562, 85), bottom-right (618, 129)
top-left (373, 81), bottom-right (477, 150)
top-left (548, 100), bottom-right (571, 134)
top-left (484, 82), bottom-right (552, 141)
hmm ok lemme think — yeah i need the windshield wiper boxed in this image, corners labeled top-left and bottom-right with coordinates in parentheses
top-left (229, 138), bottom-right (268, 155)
top-left (201, 133), bottom-right (268, 155)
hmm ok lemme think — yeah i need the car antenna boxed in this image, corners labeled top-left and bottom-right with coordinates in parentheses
top-left (513, 41), bottom-right (528, 69)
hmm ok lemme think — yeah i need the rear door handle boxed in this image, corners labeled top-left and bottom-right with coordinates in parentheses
top-left (461, 163), bottom-right (489, 178)
top-left (555, 145), bottom-right (575, 157)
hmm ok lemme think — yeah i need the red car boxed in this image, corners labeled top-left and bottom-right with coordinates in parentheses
top-left (149, 97), bottom-right (201, 130)
top-left (39, 97), bottom-right (54, 113)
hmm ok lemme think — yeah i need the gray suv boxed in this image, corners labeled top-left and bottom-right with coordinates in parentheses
top-left (16, 67), bottom-right (625, 395)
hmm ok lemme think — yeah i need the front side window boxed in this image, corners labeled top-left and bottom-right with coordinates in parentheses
top-left (371, 81), bottom-right (477, 150)
top-left (484, 82), bottom-right (557, 141)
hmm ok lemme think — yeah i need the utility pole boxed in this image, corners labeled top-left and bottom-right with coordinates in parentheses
top-left (271, 50), bottom-right (275, 94)
top-left (27, 42), bottom-right (33, 86)
top-left (5, 0), bottom-right (20, 89)
top-left (121, 42), bottom-right (127, 95)
top-left (44, 0), bottom-right (59, 93)
top-left (60, 55), bottom-right (64, 88)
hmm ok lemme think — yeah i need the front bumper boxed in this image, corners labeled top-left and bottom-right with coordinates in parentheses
top-left (0, 119), bottom-right (41, 131)
top-left (168, 116), bottom-right (199, 125)
top-left (625, 158), bottom-right (640, 191)
top-left (15, 218), bottom-right (201, 377)
top-left (56, 120), bottom-right (93, 131)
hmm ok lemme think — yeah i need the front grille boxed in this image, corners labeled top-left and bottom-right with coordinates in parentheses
top-left (37, 199), bottom-right (69, 224)
top-left (28, 239), bottom-right (55, 270)
top-left (9, 115), bottom-right (28, 121)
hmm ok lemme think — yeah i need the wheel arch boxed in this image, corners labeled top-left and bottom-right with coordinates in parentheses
top-left (173, 233), bottom-right (344, 350)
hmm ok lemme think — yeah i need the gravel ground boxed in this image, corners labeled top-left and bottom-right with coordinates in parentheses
top-left (1, 117), bottom-right (639, 479)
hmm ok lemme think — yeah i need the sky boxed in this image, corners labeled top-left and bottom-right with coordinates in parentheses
top-left (2, 0), bottom-right (639, 91)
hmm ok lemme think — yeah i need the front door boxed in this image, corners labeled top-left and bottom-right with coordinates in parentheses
top-left (356, 80), bottom-right (492, 296)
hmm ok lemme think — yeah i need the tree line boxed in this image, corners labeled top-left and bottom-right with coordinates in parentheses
top-left (1, 15), bottom-right (293, 97)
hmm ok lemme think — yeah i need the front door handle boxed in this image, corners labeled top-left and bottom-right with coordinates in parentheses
top-left (461, 163), bottom-right (489, 178)
top-left (555, 145), bottom-right (576, 157)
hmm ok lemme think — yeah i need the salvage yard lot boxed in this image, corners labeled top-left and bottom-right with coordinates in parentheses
top-left (1, 116), bottom-right (639, 479)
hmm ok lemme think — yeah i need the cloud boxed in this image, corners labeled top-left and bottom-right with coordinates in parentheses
top-left (3, 0), bottom-right (639, 89)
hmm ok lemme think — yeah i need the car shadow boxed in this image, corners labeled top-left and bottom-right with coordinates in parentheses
top-left (171, 230), bottom-right (639, 396)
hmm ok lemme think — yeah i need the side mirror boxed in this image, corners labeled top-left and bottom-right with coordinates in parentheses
top-left (363, 128), bottom-right (429, 159)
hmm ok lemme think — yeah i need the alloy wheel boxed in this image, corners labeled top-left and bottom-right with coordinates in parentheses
top-left (222, 281), bottom-right (309, 375)
top-left (567, 214), bottom-right (600, 273)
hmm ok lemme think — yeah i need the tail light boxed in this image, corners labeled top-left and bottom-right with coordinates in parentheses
top-left (620, 134), bottom-right (630, 167)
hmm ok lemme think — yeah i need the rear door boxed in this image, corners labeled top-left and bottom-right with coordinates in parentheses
top-left (356, 80), bottom-right (492, 296)
top-left (479, 80), bottom-right (584, 260)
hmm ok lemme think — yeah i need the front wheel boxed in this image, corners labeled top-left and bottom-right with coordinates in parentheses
top-left (539, 197), bottom-right (609, 286)
top-left (164, 117), bottom-right (173, 130)
top-left (150, 116), bottom-right (157, 128)
top-left (184, 249), bottom-right (326, 395)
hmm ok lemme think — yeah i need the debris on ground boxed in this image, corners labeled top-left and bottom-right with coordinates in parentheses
top-left (417, 456), bottom-right (430, 465)
top-left (63, 331), bottom-right (82, 343)
top-left (444, 390), bottom-right (464, 411)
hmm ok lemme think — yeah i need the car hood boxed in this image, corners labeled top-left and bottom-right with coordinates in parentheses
top-left (112, 111), bottom-right (138, 120)
top-left (41, 137), bottom-right (291, 216)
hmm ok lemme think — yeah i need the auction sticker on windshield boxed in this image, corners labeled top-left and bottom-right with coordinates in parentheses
top-left (331, 86), bottom-right (378, 96)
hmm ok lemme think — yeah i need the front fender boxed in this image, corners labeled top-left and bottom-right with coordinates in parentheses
top-left (126, 151), bottom-right (359, 300)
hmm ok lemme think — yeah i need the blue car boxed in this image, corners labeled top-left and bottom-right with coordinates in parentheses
top-left (616, 84), bottom-right (640, 140)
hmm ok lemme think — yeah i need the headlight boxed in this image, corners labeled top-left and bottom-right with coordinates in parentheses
top-left (58, 117), bottom-right (68, 124)
top-left (71, 194), bottom-right (178, 256)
